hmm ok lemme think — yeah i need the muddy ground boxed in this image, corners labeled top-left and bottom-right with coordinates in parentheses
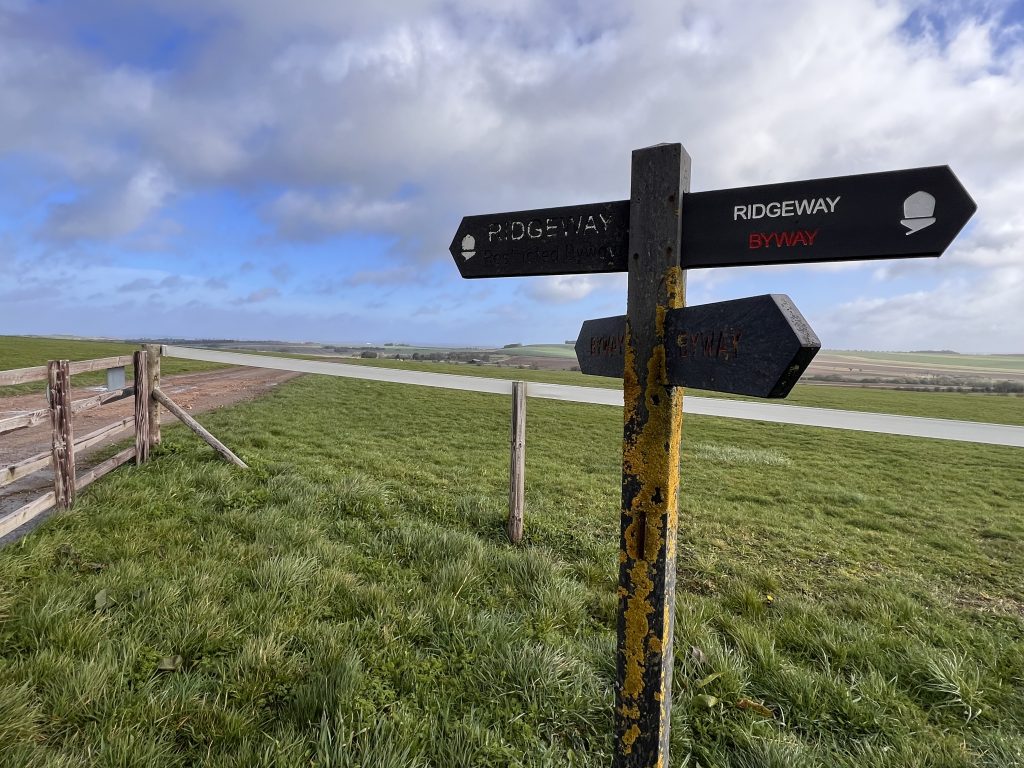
top-left (0, 367), bottom-right (300, 542)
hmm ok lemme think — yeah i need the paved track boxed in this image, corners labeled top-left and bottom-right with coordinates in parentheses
top-left (164, 346), bottom-right (1024, 448)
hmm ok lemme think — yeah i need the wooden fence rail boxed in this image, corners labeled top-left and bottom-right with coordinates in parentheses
top-left (0, 350), bottom-right (158, 539)
top-left (0, 355), bottom-right (135, 387)
top-left (0, 345), bottom-right (249, 541)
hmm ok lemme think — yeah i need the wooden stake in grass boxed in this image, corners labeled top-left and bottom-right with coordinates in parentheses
top-left (48, 359), bottom-right (76, 509)
top-left (507, 380), bottom-right (526, 544)
top-left (615, 143), bottom-right (689, 767)
top-left (144, 343), bottom-right (162, 448)
top-left (153, 387), bottom-right (248, 469)
top-left (133, 349), bottom-right (150, 465)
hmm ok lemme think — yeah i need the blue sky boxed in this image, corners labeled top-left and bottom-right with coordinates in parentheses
top-left (1, 0), bottom-right (1022, 351)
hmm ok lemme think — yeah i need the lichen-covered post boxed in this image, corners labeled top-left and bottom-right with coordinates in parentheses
top-left (615, 143), bottom-right (689, 766)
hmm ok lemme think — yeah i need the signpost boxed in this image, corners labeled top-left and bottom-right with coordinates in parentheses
top-left (576, 294), bottom-right (821, 398)
top-left (449, 166), bottom-right (975, 275)
top-left (449, 144), bottom-right (975, 767)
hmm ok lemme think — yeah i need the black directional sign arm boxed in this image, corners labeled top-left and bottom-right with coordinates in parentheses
top-left (681, 166), bottom-right (976, 269)
top-left (764, 295), bottom-right (821, 397)
top-left (450, 200), bottom-right (630, 278)
top-left (451, 166), bottom-right (975, 277)
top-left (576, 295), bottom-right (821, 398)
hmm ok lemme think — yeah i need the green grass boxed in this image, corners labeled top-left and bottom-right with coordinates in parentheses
top-left (1, 374), bottom-right (1022, 766)
top-left (295, 354), bottom-right (1024, 427)
top-left (0, 337), bottom-right (224, 396)
top-left (501, 344), bottom-right (578, 359)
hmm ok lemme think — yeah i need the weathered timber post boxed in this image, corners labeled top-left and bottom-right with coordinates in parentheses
top-left (133, 350), bottom-right (150, 464)
top-left (48, 360), bottom-right (76, 509)
top-left (615, 143), bottom-right (689, 766)
top-left (152, 388), bottom-right (248, 469)
top-left (507, 380), bottom-right (526, 544)
top-left (143, 343), bottom-right (162, 448)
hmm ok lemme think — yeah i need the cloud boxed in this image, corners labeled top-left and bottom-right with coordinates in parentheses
top-left (270, 263), bottom-right (294, 282)
top-left (233, 286), bottom-right (280, 304)
top-left (1, 0), bottom-right (1023, 348)
top-left (522, 275), bottom-right (600, 303)
top-left (343, 267), bottom-right (415, 287)
top-left (269, 190), bottom-right (409, 239)
top-left (43, 166), bottom-right (174, 242)
top-left (817, 264), bottom-right (1024, 353)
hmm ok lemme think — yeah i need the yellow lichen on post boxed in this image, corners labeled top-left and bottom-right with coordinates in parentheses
top-left (665, 265), bottom-right (686, 308)
top-left (621, 558), bottom-right (653, 701)
top-left (614, 143), bottom-right (689, 768)
top-left (617, 267), bottom-right (685, 756)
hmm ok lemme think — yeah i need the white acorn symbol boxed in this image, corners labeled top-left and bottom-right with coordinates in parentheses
top-left (901, 191), bottom-right (936, 235)
top-left (461, 234), bottom-right (476, 260)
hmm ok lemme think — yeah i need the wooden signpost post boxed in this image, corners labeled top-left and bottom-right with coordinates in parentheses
top-left (449, 143), bottom-right (976, 766)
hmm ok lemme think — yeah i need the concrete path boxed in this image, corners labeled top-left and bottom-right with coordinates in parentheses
top-left (165, 346), bottom-right (1024, 448)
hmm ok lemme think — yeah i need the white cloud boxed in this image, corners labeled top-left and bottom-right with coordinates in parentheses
top-left (233, 286), bottom-right (280, 304)
top-left (1, 0), bottom-right (1023, 348)
top-left (523, 275), bottom-right (600, 303)
top-left (44, 166), bottom-right (174, 241)
top-left (270, 191), bottom-right (409, 238)
top-left (818, 264), bottom-right (1024, 353)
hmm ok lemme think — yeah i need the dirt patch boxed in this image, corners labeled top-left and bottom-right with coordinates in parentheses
top-left (0, 366), bottom-right (300, 541)
top-left (952, 589), bottom-right (1024, 619)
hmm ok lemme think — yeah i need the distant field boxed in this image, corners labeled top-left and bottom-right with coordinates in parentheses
top-left (0, 336), bottom-right (223, 395)
top-left (1, 372), bottom-right (1021, 765)
top-left (827, 350), bottom-right (1024, 372)
top-left (281, 354), bottom-right (1024, 427)
top-left (809, 351), bottom-right (1024, 395)
top-left (500, 344), bottom-right (577, 359)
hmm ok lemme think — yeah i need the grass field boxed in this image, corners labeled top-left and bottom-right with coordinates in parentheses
top-left (13, 335), bottom-right (1011, 426)
top-left (500, 344), bottom-right (577, 359)
top-left (828, 350), bottom-right (1024, 373)
top-left (0, 337), bottom-right (223, 396)
top-left (1, 373), bottom-right (1022, 766)
top-left (308, 355), bottom-right (1024, 427)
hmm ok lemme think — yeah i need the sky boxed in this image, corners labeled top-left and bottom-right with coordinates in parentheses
top-left (1, 0), bottom-right (1022, 352)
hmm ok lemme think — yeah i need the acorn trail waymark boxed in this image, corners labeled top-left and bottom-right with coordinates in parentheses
top-left (450, 200), bottom-right (629, 278)
top-left (681, 165), bottom-right (977, 269)
top-left (449, 143), bottom-right (974, 768)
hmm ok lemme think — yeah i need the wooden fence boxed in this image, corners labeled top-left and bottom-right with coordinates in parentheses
top-left (5, 342), bottom-right (1022, 543)
top-left (0, 346), bottom-right (163, 538)
top-left (0, 345), bottom-right (252, 540)
top-left (0, 344), bottom-right (532, 544)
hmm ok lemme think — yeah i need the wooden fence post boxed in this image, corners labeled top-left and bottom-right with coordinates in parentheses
top-left (133, 350), bottom-right (150, 464)
top-left (143, 343), bottom-right (161, 448)
top-left (507, 381), bottom-right (526, 544)
top-left (48, 359), bottom-right (75, 509)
